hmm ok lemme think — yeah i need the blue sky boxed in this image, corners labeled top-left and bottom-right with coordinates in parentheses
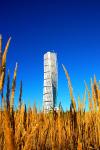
top-left (0, 0), bottom-right (100, 111)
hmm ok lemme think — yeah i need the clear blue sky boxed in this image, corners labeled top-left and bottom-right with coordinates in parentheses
top-left (0, 0), bottom-right (100, 111)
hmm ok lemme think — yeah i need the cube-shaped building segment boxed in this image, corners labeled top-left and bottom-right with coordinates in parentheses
top-left (43, 52), bottom-right (58, 112)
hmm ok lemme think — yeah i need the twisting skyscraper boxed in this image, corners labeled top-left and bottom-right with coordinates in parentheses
top-left (43, 52), bottom-right (58, 112)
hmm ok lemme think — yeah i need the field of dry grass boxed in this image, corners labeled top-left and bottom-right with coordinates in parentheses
top-left (0, 36), bottom-right (100, 150)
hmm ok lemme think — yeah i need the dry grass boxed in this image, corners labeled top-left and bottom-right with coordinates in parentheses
top-left (0, 35), bottom-right (100, 150)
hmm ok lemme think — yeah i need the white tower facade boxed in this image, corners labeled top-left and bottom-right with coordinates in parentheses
top-left (43, 52), bottom-right (58, 112)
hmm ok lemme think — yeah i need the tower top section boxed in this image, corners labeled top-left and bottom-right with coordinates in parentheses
top-left (44, 51), bottom-right (57, 60)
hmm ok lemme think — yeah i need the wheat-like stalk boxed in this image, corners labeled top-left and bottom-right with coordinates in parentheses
top-left (10, 62), bottom-right (18, 110)
top-left (0, 36), bottom-right (11, 91)
top-left (62, 64), bottom-right (76, 111)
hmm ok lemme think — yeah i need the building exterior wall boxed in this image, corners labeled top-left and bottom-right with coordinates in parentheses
top-left (43, 52), bottom-right (58, 112)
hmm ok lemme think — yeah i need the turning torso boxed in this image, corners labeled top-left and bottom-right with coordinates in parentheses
top-left (43, 51), bottom-right (58, 112)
